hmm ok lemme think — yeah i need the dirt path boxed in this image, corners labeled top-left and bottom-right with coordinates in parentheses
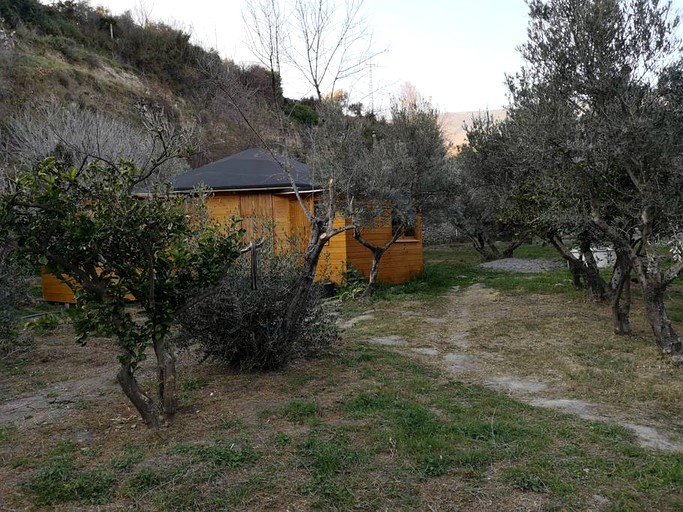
top-left (356, 284), bottom-right (683, 453)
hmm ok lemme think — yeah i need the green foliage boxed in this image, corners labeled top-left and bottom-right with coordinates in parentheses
top-left (3, 157), bottom-right (240, 355)
top-left (24, 313), bottom-right (61, 333)
top-left (284, 99), bottom-right (319, 125)
top-left (0, 0), bottom-right (82, 41)
top-left (1, 157), bottom-right (242, 422)
top-left (0, 247), bottom-right (29, 348)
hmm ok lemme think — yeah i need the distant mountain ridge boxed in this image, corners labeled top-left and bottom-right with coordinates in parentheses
top-left (439, 109), bottom-right (507, 149)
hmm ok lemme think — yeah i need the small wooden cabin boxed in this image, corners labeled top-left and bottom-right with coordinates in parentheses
top-left (41, 148), bottom-right (423, 302)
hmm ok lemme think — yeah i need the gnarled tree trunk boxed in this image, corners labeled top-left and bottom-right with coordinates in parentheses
top-left (117, 352), bottom-right (159, 428)
top-left (284, 221), bottom-right (327, 339)
top-left (153, 336), bottom-right (178, 422)
top-left (467, 231), bottom-right (500, 261)
top-left (610, 248), bottom-right (631, 335)
top-left (578, 238), bottom-right (611, 302)
top-left (548, 234), bottom-right (610, 301)
top-left (501, 240), bottom-right (524, 258)
top-left (642, 283), bottom-right (682, 355)
top-left (354, 227), bottom-right (402, 299)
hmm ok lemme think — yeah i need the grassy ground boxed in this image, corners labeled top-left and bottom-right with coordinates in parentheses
top-left (0, 243), bottom-right (682, 511)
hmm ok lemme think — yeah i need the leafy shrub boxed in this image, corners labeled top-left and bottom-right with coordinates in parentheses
top-left (179, 239), bottom-right (337, 371)
top-left (0, 244), bottom-right (30, 353)
top-left (24, 313), bottom-right (62, 333)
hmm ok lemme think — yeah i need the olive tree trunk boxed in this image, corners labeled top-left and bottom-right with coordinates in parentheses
top-left (501, 240), bottom-right (524, 258)
top-left (548, 234), bottom-right (611, 301)
top-left (640, 280), bottom-right (682, 356)
top-left (610, 248), bottom-right (632, 335)
top-left (354, 228), bottom-right (402, 299)
top-left (466, 231), bottom-right (500, 261)
top-left (284, 221), bottom-right (328, 339)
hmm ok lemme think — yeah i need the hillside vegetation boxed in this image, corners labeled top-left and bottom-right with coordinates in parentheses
top-left (0, 0), bottom-right (291, 167)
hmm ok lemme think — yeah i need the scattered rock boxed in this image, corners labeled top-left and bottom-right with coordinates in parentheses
top-left (369, 335), bottom-right (407, 347)
top-left (337, 314), bottom-right (374, 329)
top-left (484, 377), bottom-right (547, 394)
top-left (412, 347), bottom-right (439, 356)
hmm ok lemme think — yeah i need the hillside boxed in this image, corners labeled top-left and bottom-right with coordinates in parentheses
top-left (439, 109), bottom-right (507, 150)
top-left (0, 0), bottom-right (286, 169)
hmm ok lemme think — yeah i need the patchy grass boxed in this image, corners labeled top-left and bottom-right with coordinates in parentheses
top-left (1, 337), bottom-right (682, 510)
top-left (374, 243), bottom-right (579, 302)
top-left (25, 442), bottom-right (116, 506)
top-left (277, 399), bottom-right (321, 424)
top-left (1, 244), bottom-right (682, 510)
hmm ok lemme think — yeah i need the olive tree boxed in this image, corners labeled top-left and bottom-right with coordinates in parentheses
top-left (350, 91), bottom-right (448, 297)
top-left (0, 158), bottom-right (242, 426)
top-left (508, 0), bottom-right (683, 358)
top-left (445, 113), bottom-right (527, 261)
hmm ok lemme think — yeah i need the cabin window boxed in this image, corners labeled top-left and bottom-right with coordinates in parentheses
top-left (392, 211), bottom-right (417, 239)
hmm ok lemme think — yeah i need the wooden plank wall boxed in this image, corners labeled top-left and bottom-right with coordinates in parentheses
top-left (317, 216), bottom-right (349, 283)
top-left (345, 216), bottom-right (424, 284)
top-left (207, 192), bottom-right (291, 244)
top-left (43, 191), bottom-right (423, 301)
top-left (41, 271), bottom-right (76, 304)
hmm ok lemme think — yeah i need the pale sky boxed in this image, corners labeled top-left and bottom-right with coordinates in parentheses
top-left (81, 0), bottom-right (683, 113)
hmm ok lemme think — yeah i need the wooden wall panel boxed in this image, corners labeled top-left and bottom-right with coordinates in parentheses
top-left (345, 216), bottom-right (423, 284)
top-left (239, 193), bottom-right (274, 241)
top-left (288, 195), bottom-right (313, 251)
top-left (206, 194), bottom-right (240, 227)
top-left (272, 196), bottom-right (292, 251)
top-left (41, 271), bottom-right (76, 304)
top-left (317, 216), bottom-right (349, 283)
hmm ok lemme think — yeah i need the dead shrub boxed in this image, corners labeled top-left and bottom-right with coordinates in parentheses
top-left (178, 239), bottom-right (337, 371)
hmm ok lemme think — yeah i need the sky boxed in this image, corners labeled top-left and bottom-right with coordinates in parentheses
top-left (83, 0), bottom-right (530, 113)
top-left (81, 0), bottom-right (682, 114)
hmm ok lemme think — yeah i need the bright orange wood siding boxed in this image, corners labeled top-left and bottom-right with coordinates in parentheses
top-left (345, 216), bottom-right (424, 284)
top-left (42, 191), bottom-right (423, 301)
top-left (41, 270), bottom-right (77, 304)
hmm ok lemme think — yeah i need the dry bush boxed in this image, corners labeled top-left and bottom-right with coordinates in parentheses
top-left (178, 238), bottom-right (337, 371)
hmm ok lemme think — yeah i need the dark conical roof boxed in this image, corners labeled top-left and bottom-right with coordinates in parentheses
top-left (173, 148), bottom-right (313, 192)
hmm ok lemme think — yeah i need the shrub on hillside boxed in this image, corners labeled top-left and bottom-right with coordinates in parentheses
top-left (178, 239), bottom-right (337, 371)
